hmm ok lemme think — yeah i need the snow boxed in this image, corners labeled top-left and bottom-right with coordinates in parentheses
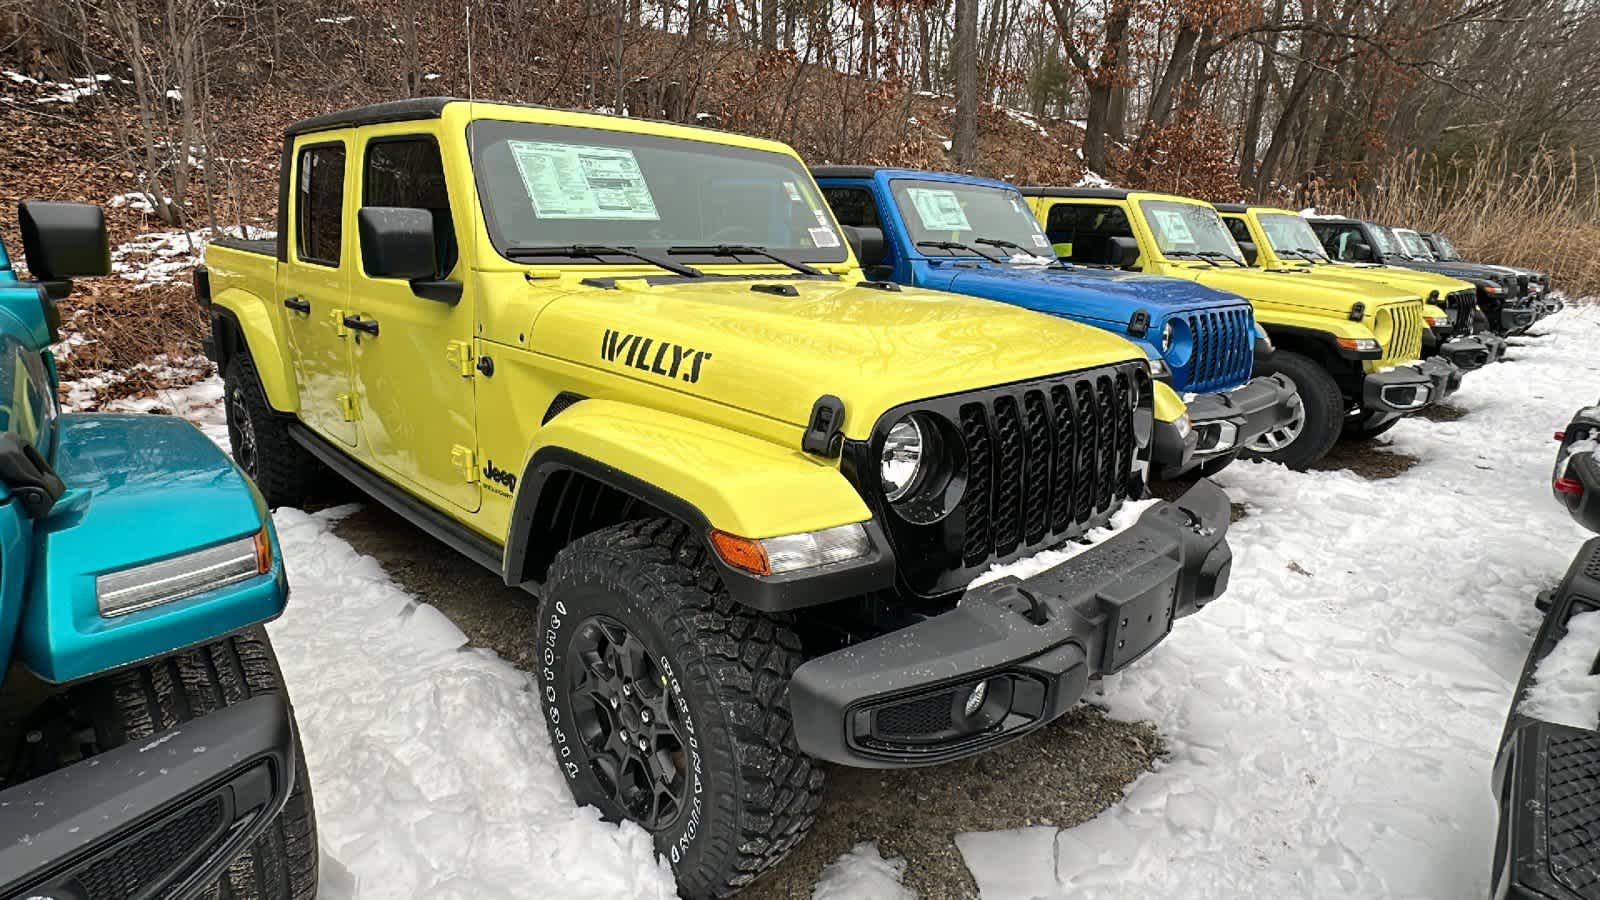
top-left (35, 74), bottom-right (110, 104)
top-left (811, 842), bottom-right (916, 900)
top-left (1520, 610), bottom-right (1600, 729)
top-left (108, 192), bottom-right (160, 214)
top-left (52, 305), bottom-right (1600, 898)
top-left (957, 306), bottom-right (1600, 898)
top-left (111, 225), bottom-right (272, 287)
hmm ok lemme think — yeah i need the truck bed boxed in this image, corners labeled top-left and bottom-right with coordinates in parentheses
top-left (210, 235), bottom-right (278, 257)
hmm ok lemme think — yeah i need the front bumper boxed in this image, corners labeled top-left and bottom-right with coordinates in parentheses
top-left (789, 479), bottom-right (1232, 768)
top-left (0, 693), bottom-right (299, 900)
top-left (1360, 358), bottom-right (1461, 415)
top-left (1436, 333), bottom-right (1494, 371)
top-left (1491, 538), bottom-right (1600, 900)
top-left (1156, 375), bottom-right (1298, 479)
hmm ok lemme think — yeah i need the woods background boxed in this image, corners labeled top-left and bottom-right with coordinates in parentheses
top-left (0, 0), bottom-right (1596, 394)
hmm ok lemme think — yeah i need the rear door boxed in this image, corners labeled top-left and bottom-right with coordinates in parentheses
top-left (281, 133), bottom-right (358, 447)
top-left (347, 130), bottom-right (480, 512)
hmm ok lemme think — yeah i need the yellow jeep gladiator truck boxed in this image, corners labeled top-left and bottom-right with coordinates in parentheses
top-left (1215, 204), bottom-right (1506, 370)
top-left (1022, 188), bottom-right (1463, 469)
top-left (196, 99), bottom-right (1234, 898)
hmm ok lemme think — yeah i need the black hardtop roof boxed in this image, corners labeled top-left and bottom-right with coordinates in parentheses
top-left (284, 97), bottom-right (455, 138)
top-left (1018, 186), bottom-right (1130, 199)
top-left (1213, 202), bottom-right (1247, 213)
top-left (808, 165), bottom-right (881, 179)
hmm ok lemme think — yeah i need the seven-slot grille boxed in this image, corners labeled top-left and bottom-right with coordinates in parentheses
top-left (1445, 288), bottom-right (1478, 331)
top-left (1377, 302), bottom-right (1425, 367)
top-left (955, 364), bottom-right (1144, 567)
top-left (1179, 307), bottom-right (1255, 394)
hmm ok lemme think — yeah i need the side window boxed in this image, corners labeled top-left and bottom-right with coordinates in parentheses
top-left (364, 137), bottom-right (457, 276)
top-left (1312, 224), bottom-right (1356, 260)
top-left (1045, 203), bottom-right (1131, 265)
top-left (0, 335), bottom-right (55, 455)
top-left (296, 144), bottom-right (346, 266)
top-left (821, 187), bottom-right (881, 229)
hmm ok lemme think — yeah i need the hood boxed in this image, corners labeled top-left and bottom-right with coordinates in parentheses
top-left (530, 276), bottom-right (1146, 438)
top-left (1296, 262), bottom-right (1477, 299)
top-left (1386, 257), bottom-right (1514, 286)
top-left (937, 261), bottom-right (1249, 328)
top-left (1176, 265), bottom-right (1419, 313)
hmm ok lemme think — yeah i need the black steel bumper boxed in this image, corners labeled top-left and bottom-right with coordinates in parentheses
top-left (1492, 538), bottom-right (1600, 900)
top-left (0, 693), bottom-right (299, 900)
top-left (1155, 375), bottom-right (1299, 479)
top-left (789, 479), bottom-right (1232, 768)
top-left (1360, 358), bottom-right (1459, 416)
top-left (1437, 334), bottom-right (1494, 371)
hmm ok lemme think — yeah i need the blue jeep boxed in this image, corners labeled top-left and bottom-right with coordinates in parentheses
top-left (0, 203), bottom-right (317, 899)
top-left (813, 167), bottom-right (1296, 477)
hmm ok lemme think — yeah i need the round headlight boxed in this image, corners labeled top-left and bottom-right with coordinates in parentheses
top-left (1161, 321), bottom-right (1175, 353)
top-left (881, 416), bottom-right (925, 502)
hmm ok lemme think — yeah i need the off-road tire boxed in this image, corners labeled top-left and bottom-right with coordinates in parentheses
top-left (538, 518), bottom-right (823, 899)
top-left (1244, 350), bottom-right (1343, 470)
top-left (224, 353), bottom-right (316, 508)
top-left (78, 628), bottom-right (318, 899)
top-left (1342, 413), bottom-right (1403, 440)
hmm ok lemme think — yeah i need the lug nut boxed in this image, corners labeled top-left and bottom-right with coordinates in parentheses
top-left (620, 729), bottom-right (630, 744)
top-left (622, 683), bottom-right (632, 697)
top-left (638, 736), bottom-right (649, 752)
top-left (640, 709), bottom-right (652, 723)
top-left (609, 695), bottom-right (620, 709)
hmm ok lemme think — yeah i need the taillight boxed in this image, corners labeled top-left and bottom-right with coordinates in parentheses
top-left (1556, 477), bottom-right (1584, 497)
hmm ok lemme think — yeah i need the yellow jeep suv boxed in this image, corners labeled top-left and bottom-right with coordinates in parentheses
top-left (1022, 188), bottom-right (1464, 469)
top-left (196, 99), bottom-right (1235, 897)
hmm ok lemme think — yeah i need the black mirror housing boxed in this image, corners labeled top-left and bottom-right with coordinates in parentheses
top-left (1109, 235), bottom-right (1140, 268)
top-left (358, 207), bottom-right (439, 281)
top-left (843, 225), bottom-right (887, 269)
top-left (17, 201), bottom-right (110, 280)
top-left (1352, 241), bottom-right (1374, 262)
top-left (1237, 241), bottom-right (1259, 266)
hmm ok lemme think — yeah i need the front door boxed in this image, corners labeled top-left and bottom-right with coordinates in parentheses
top-left (281, 134), bottom-right (357, 447)
top-left (347, 132), bottom-right (479, 512)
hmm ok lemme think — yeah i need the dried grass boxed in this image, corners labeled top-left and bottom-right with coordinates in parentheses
top-left (1310, 143), bottom-right (1600, 298)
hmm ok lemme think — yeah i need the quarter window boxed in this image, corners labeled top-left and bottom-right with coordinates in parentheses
top-left (296, 144), bottom-right (346, 266)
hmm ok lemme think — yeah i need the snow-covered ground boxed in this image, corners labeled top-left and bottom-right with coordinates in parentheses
top-left (69, 306), bottom-right (1599, 898)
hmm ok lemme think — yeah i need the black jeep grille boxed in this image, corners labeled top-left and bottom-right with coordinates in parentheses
top-left (1445, 289), bottom-right (1478, 333)
top-left (78, 796), bottom-right (226, 900)
top-left (1546, 731), bottom-right (1600, 895)
top-left (854, 362), bottom-right (1150, 598)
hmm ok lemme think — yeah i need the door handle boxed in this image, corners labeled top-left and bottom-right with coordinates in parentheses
top-left (342, 314), bottom-right (379, 337)
top-left (283, 296), bottom-right (311, 314)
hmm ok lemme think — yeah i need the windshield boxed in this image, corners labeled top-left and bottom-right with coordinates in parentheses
top-left (1369, 225), bottom-right (1402, 258)
top-left (0, 334), bottom-right (55, 458)
top-left (888, 179), bottom-right (1054, 259)
top-left (1394, 229), bottom-right (1435, 260)
top-left (1257, 213), bottom-right (1328, 260)
top-left (1137, 200), bottom-right (1244, 263)
top-left (1431, 234), bottom-right (1461, 261)
top-left (467, 120), bottom-right (848, 264)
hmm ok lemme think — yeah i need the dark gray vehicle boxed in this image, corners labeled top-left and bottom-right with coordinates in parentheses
top-left (1310, 217), bottom-right (1540, 335)
top-left (1419, 231), bottom-right (1560, 320)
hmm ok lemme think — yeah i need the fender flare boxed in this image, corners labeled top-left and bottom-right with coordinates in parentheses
top-left (503, 400), bottom-right (893, 612)
top-left (210, 289), bottom-right (297, 413)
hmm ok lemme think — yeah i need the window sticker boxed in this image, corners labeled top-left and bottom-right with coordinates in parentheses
top-left (783, 181), bottom-right (804, 203)
top-left (809, 226), bottom-right (841, 248)
top-left (1031, 232), bottom-right (1050, 248)
top-left (905, 187), bottom-right (972, 231)
top-left (1151, 208), bottom-right (1196, 244)
top-left (507, 140), bottom-right (660, 221)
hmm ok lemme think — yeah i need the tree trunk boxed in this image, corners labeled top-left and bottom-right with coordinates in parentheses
top-left (1145, 24), bottom-right (1199, 129)
top-left (1236, 0), bottom-right (1286, 183)
top-left (951, 0), bottom-right (979, 166)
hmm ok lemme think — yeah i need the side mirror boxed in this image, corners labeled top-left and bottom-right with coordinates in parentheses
top-left (357, 207), bottom-right (461, 304)
top-left (358, 207), bottom-right (438, 280)
top-left (0, 432), bottom-right (63, 518)
top-left (843, 225), bottom-right (887, 270)
top-left (1350, 241), bottom-right (1374, 262)
top-left (18, 201), bottom-right (110, 280)
top-left (1109, 236), bottom-right (1140, 268)
top-left (1237, 241), bottom-right (1258, 266)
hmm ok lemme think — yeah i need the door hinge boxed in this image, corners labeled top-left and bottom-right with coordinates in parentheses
top-left (445, 340), bottom-right (476, 377)
top-left (331, 307), bottom-right (350, 338)
top-left (337, 393), bottom-right (359, 421)
top-left (451, 444), bottom-right (478, 482)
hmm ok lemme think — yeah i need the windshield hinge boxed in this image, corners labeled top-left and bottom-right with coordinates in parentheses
top-left (337, 392), bottom-right (360, 421)
top-left (446, 340), bottom-right (476, 377)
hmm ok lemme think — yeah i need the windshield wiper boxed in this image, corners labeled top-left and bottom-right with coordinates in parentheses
top-left (975, 237), bottom-right (1073, 269)
top-left (504, 244), bottom-right (704, 278)
top-left (1197, 250), bottom-right (1246, 267)
top-left (1165, 249), bottom-right (1220, 267)
top-left (1281, 248), bottom-right (1329, 265)
top-left (916, 240), bottom-right (1003, 263)
top-left (666, 244), bottom-right (824, 276)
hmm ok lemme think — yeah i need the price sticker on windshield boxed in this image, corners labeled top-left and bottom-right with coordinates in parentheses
top-left (808, 226), bottom-right (841, 248)
top-left (905, 187), bottom-right (972, 232)
top-left (507, 140), bottom-right (661, 221)
top-left (1151, 208), bottom-right (1196, 245)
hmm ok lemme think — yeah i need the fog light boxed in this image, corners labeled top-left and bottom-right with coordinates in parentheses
top-left (1197, 420), bottom-right (1239, 454)
top-left (964, 680), bottom-right (988, 717)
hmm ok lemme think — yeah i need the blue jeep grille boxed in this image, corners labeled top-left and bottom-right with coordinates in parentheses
top-left (1177, 307), bottom-right (1255, 394)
